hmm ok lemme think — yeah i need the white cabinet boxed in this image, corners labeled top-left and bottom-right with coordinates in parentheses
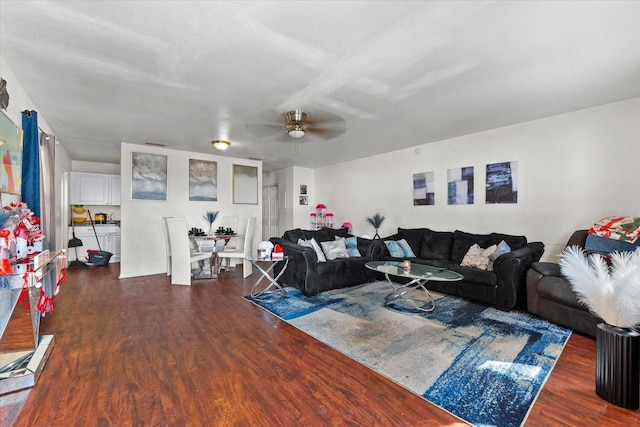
top-left (109, 175), bottom-right (121, 205)
top-left (70, 172), bottom-right (120, 205)
top-left (68, 225), bottom-right (120, 263)
top-left (107, 229), bottom-right (121, 262)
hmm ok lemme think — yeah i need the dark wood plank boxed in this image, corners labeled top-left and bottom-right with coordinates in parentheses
top-left (8, 264), bottom-right (640, 426)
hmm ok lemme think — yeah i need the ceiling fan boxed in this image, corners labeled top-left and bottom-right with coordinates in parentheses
top-left (246, 109), bottom-right (347, 142)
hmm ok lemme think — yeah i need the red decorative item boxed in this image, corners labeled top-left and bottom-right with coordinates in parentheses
top-left (0, 229), bottom-right (12, 275)
top-left (274, 244), bottom-right (283, 253)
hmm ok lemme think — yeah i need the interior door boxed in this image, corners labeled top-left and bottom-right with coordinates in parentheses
top-left (262, 185), bottom-right (279, 241)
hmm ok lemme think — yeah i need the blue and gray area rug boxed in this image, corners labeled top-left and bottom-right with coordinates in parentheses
top-left (245, 281), bottom-right (571, 427)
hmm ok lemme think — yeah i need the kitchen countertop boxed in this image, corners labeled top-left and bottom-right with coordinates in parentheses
top-left (70, 222), bottom-right (121, 227)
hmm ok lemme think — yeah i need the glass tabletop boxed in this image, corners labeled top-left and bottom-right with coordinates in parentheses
top-left (365, 261), bottom-right (463, 282)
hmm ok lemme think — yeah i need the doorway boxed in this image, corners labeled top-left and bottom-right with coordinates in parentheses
top-left (262, 185), bottom-right (279, 241)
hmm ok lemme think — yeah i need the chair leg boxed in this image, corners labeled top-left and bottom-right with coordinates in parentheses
top-left (243, 259), bottom-right (252, 278)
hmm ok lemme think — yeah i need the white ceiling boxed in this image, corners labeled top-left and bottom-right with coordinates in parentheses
top-left (1, 1), bottom-right (639, 172)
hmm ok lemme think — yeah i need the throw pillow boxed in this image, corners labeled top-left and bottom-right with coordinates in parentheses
top-left (396, 239), bottom-right (416, 258)
top-left (384, 240), bottom-right (405, 258)
top-left (335, 236), bottom-right (362, 257)
top-left (487, 240), bottom-right (511, 271)
top-left (321, 239), bottom-right (350, 261)
top-left (384, 239), bottom-right (416, 258)
top-left (297, 237), bottom-right (327, 262)
top-left (461, 244), bottom-right (497, 270)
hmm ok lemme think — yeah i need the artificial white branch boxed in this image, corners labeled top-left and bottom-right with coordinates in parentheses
top-left (559, 246), bottom-right (640, 328)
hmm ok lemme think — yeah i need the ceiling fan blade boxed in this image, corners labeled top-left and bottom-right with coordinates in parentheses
top-left (305, 125), bottom-right (347, 140)
top-left (246, 108), bottom-right (346, 142)
top-left (304, 110), bottom-right (345, 127)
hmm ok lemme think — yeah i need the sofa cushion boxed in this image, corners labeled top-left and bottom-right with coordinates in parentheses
top-left (447, 265), bottom-right (498, 286)
top-left (397, 228), bottom-right (426, 257)
top-left (285, 227), bottom-right (347, 243)
top-left (537, 276), bottom-right (588, 310)
top-left (297, 237), bottom-right (327, 262)
top-left (451, 230), bottom-right (490, 264)
top-left (419, 229), bottom-right (453, 261)
top-left (487, 233), bottom-right (527, 250)
top-left (320, 239), bottom-right (349, 260)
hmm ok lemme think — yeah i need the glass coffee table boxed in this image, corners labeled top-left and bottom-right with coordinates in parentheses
top-left (365, 261), bottom-right (463, 314)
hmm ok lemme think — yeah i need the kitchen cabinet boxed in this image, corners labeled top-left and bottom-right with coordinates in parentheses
top-left (70, 172), bottom-right (120, 206)
top-left (68, 225), bottom-right (121, 263)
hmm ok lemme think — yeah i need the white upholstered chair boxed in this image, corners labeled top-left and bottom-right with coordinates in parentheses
top-left (220, 215), bottom-right (239, 250)
top-left (165, 217), bottom-right (212, 285)
top-left (162, 217), bottom-right (174, 275)
top-left (217, 217), bottom-right (256, 278)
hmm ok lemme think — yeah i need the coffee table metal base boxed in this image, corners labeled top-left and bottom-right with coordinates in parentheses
top-left (382, 273), bottom-right (436, 314)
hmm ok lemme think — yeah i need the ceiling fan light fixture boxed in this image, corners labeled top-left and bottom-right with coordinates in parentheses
top-left (212, 140), bottom-right (230, 150)
top-left (288, 125), bottom-right (305, 139)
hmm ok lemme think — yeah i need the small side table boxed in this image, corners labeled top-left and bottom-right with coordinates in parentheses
top-left (246, 256), bottom-right (289, 300)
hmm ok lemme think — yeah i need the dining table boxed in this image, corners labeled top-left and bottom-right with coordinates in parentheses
top-left (189, 233), bottom-right (243, 277)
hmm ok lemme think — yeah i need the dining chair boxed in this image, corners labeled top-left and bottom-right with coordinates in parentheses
top-left (162, 217), bottom-right (174, 276)
top-left (165, 217), bottom-right (212, 285)
top-left (220, 215), bottom-right (239, 250)
top-left (217, 217), bottom-right (256, 278)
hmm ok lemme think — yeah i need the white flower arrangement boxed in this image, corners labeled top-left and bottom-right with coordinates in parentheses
top-left (559, 246), bottom-right (640, 328)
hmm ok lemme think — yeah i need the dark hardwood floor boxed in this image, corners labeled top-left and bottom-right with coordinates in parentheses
top-left (6, 263), bottom-right (640, 426)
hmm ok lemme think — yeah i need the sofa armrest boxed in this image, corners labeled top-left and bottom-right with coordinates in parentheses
top-left (270, 237), bottom-right (321, 295)
top-left (492, 241), bottom-right (545, 309)
top-left (529, 261), bottom-right (562, 278)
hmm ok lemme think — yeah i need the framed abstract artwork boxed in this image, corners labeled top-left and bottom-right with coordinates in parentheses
top-left (131, 152), bottom-right (168, 200)
top-left (189, 159), bottom-right (217, 201)
top-left (413, 171), bottom-right (435, 205)
top-left (486, 161), bottom-right (518, 204)
top-left (232, 164), bottom-right (258, 204)
top-left (447, 166), bottom-right (474, 205)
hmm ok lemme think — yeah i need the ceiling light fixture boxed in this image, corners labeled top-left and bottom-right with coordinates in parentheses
top-left (287, 124), bottom-right (305, 139)
top-left (212, 140), bottom-right (230, 150)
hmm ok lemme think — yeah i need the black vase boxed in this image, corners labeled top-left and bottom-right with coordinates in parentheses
top-left (596, 323), bottom-right (640, 409)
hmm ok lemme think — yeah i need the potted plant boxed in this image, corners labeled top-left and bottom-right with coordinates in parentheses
top-left (366, 212), bottom-right (385, 239)
top-left (559, 246), bottom-right (640, 409)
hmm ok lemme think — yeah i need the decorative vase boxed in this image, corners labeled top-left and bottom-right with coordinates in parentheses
top-left (208, 223), bottom-right (215, 236)
top-left (596, 323), bottom-right (640, 409)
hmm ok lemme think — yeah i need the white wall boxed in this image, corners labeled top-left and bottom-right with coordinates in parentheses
top-left (314, 98), bottom-right (640, 261)
top-left (292, 167), bottom-right (316, 229)
top-left (119, 143), bottom-right (262, 279)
